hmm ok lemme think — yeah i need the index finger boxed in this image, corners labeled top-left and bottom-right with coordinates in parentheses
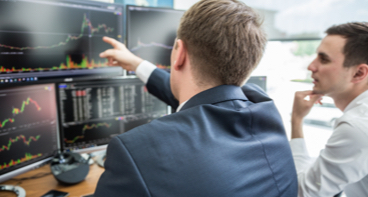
top-left (295, 90), bottom-right (313, 98)
top-left (102, 36), bottom-right (124, 50)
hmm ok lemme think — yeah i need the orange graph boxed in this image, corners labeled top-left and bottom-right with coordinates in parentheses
top-left (64, 122), bottom-right (112, 144)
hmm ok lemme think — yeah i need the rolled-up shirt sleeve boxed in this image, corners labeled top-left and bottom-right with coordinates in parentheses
top-left (290, 122), bottom-right (368, 197)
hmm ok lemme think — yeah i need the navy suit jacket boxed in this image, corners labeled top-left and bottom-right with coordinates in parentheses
top-left (95, 69), bottom-right (297, 196)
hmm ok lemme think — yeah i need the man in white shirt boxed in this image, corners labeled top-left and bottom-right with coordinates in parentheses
top-left (290, 22), bottom-right (368, 197)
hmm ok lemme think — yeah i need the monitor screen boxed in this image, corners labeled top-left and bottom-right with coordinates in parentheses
top-left (126, 6), bottom-right (185, 74)
top-left (58, 77), bottom-right (168, 153)
top-left (247, 76), bottom-right (267, 92)
top-left (0, 0), bottom-right (124, 80)
top-left (0, 83), bottom-right (59, 183)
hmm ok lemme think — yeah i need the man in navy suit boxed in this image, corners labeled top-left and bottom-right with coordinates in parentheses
top-left (94, 0), bottom-right (297, 196)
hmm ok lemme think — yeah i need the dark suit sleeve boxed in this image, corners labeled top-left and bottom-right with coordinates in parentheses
top-left (94, 137), bottom-right (151, 197)
top-left (146, 68), bottom-right (179, 110)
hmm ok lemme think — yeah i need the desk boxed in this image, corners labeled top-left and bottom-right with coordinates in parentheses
top-left (0, 163), bottom-right (104, 197)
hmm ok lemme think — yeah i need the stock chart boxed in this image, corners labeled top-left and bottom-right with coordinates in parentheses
top-left (127, 6), bottom-right (184, 73)
top-left (58, 78), bottom-right (168, 152)
top-left (0, 0), bottom-right (123, 73)
top-left (0, 84), bottom-right (58, 174)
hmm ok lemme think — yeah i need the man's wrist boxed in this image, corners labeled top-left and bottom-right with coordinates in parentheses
top-left (291, 116), bottom-right (303, 125)
top-left (132, 57), bottom-right (144, 72)
top-left (291, 117), bottom-right (304, 139)
top-left (136, 61), bottom-right (157, 84)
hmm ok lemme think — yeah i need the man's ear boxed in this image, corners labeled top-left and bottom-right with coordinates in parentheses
top-left (352, 64), bottom-right (368, 83)
top-left (172, 39), bottom-right (187, 71)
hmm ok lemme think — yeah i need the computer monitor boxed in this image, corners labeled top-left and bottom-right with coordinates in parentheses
top-left (57, 77), bottom-right (169, 153)
top-left (0, 0), bottom-right (124, 81)
top-left (0, 83), bottom-right (59, 183)
top-left (247, 76), bottom-right (267, 92)
top-left (126, 6), bottom-right (185, 74)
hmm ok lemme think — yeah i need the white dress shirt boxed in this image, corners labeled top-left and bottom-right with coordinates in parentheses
top-left (290, 90), bottom-right (368, 197)
top-left (135, 61), bottom-right (186, 112)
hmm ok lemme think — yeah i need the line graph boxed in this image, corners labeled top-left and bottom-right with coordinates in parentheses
top-left (130, 40), bottom-right (173, 52)
top-left (0, 135), bottom-right (41, 152)
top-left (0, 13), bottom-right (114, 51)
top-left (0, 97), bottom-right (41, 128)
top-left (0, 153), bottom-right (42, 170)
top-left (64, 122), bottom-right (112, 144)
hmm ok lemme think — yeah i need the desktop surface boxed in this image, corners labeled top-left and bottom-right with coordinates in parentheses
top-left (0, 163), bottom-right (104, 197)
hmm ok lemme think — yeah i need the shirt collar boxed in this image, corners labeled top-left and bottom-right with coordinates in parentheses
top-left (179, 85), bottom-right (248, 112)
top-left (176, 100), bottom-right (188, 112)
top-left (344, 89), bottom-right (368, 113)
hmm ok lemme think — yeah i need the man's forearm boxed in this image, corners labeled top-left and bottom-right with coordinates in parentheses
top-left (291, 117), bottom-right (304, 139)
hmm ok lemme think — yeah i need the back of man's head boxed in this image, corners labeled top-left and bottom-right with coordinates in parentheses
top-left (326, 22), bottom-right (368, 68)
top-left (177, 0), bottom-right (267, 87)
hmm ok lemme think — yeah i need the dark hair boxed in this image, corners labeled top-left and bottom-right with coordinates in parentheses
top-left (326, 22), bottom-right (368, 67)
top-left (177, 0), bottom-right (267, 86)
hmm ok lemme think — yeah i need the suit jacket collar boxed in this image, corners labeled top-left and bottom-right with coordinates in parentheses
top-left (181, 85), bottom-right (248, 111)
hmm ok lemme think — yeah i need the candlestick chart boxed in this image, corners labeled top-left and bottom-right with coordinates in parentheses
top-left (64, 122), bottom-right (112, 144)
top-left (0, 0), bottom-right (123, 74)
top-left (63, 121), bottom-right (118, 146)
top-left (0, 153), bottom-right (42, 170)
top-left (0, 124), bottom-right (57, 172)
top-left (0, 125), bottom-right (56, 172)
top-left (0, 14), bottom-right (113, 51)
top-left (0, 84), bottom-right (57, 134)
top-left (0, 135), bottom-right (40, 152)
top-left (0, 84), bottom-right (58, 174)
top-left (0, 97), bottom-right (42, 129)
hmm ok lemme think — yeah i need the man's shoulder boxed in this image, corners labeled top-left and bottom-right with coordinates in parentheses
top-left (336, 110), bottom-right (368, 137)
top-left (117, 111), bottom-right (192, 142)
top-left (337, 91), bottom-right (368, 127)
top-left (337, 100), bottom-right (368, 125)
top-left (122, 114), bottom-right (176, 134)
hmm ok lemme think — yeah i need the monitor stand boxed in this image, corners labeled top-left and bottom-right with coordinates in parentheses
top-left (0, 185), bottom-right (26, 197)
top-left (95, 150), bottom-right (106, 168)
top-left (80, 153), bottom-right (95, 165)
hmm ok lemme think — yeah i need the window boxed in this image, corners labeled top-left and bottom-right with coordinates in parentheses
top-left (252, 40), bottom-right (337, 157)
